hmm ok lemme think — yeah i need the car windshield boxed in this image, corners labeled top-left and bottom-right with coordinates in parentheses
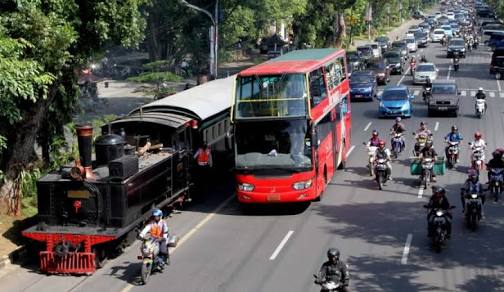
top-left (351, 75), bottom-right (373, 83)
top-left (375, 37), bottom-right (388, 42)
top-left (384, 52), bottom-right (400, 58)
top-left (405, 38), bottom-right (415, 43)
top-left (434, 30), bottom-right (445, 34)
top-left (392, 42), bottom-right (406, 49)
top-left (366, 62), bottom-right (386, 69)
top-left (450, 40), bottom-right (465, 46)
top-left (347, 53), bottom-right (359, 61)
top-left (382, 89), bottom-right (408, 100)
top-left (235, 74), bottom-right (308, 118)
top-left (357, 47), bottom-right (372, 54)
top-left (432, 84), bottom-right (457, 94)
top-left (441, 26), bottom-right (452, 30)
top-left (235, 119), bottom-right (312, 170)
top-left (417, 64), bottom-right (435, 72)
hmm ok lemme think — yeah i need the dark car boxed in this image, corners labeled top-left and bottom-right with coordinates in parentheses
top-left (490, 47), bottom-right (504, 74)
top-left (365, 58), bottom-right (391, 85)
top-left (383, 50), bottom-right (403, 74)
top-left (375, 36), bottom-right (391, 52)
top-left (428, 80), bottom-right (460, 117)
top-left (414, 31), bottom-right (430, 47)
top-left (391, 41), bottom-right (409, 61)
top-left (346, 51), bottom-right (364, 76)
top-left (357, 45), bottom-right (374, 60)
top-left (349, 71), bottom-right (377, 102)
top-left (447, 38), bottom-right (466, 58)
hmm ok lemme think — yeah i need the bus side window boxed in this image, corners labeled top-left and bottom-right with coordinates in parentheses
top-left (309, 68), bottom-right (327, 107)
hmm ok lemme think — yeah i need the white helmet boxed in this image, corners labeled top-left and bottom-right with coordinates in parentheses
top-left (478, 87), bottom-right (483, 91)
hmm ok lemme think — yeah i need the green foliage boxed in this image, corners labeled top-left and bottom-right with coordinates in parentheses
top-left (143, 60), bottom-right (172, 72)
top-left (128, 72), bottom-right (183, 84)
top-left (18, 168), bottom-right (42, 217)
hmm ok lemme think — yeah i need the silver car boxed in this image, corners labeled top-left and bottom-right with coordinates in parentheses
top-left (413, 63), bottom-right (439, 84)
top-left (404, 37), bottom-right (418, 52)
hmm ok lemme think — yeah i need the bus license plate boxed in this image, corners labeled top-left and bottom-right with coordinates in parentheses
top-left (267, 194), bottom-right (280, 201)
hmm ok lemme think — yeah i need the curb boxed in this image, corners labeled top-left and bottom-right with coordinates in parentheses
top-left (0, 245), bottom-right (28, 271)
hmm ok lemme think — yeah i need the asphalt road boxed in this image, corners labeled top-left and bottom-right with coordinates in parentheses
top-left (2, 33), bottom-right (504, 292)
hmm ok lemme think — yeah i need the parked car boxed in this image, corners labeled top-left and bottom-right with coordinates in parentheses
top-left (404, 37), bottom-right (418, 52)
top-left (431, 29), bottom-right (446, 42)
top-left (447, 38), bottom-right (466, 58)
top-left (392, 40), bottom-right (409, 60)
top-left (428, 80), bottom-right (460, 117)
top-left (383, 50), bottom-right (404, 74)
top-left (378, 85), bottom-right (414, 118)
top-left (413, 63), bottom-right (439, 84)
top-left (357, 45), bottom-right (374, 60)
top-left (375, 36), bottom-right (390, 52)
top-left (349, 71), bottom-right (377, 102)
top-left (365, 58), bottom-right (391, 85)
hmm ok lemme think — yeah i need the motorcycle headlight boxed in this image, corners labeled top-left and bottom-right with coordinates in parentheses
top-left (293, 179), bottom-right (313, 190)
top-left (436, 211), bottom-right (444, 216)
top-left (378, 73), bottom-right (385, 77)
top-left (238, 183), bottom-right (255, 192)
top-left (470, 194), bottom-right (478, 199)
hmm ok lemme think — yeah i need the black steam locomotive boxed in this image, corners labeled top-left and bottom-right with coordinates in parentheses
top-left (22, 76), bottom-right (235, 274)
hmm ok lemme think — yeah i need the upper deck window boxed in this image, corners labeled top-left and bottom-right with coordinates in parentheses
top-left (235, 74), bottom-right (307, 119)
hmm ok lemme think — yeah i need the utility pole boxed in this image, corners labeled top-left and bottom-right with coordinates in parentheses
top-left (180, 0), bottom-right (219, 79)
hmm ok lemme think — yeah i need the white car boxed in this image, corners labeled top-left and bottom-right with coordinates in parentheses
top-left (431, 29), bottom-right (446, 42)
top-left (367, 43), bottom-right (381, 58)
top-left (413, 63), bottom-right (439, 85)
top-left (404, 37), bottom-right (418, 52)
top-left (446, 12), bottom-right (455, 20)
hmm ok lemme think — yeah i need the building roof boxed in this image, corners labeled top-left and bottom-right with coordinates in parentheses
top-left (238, 49), bottom-right (344, 76)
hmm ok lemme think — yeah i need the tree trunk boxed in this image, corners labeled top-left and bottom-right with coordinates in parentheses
top-left (334, 12), bottom-right (347, 48)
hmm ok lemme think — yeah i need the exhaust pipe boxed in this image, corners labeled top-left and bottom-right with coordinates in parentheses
top-left (76, 125), bottom-right (96, 180)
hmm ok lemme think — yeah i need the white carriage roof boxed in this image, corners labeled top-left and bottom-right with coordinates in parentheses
top-left (130, 75), bottom-right (235, 121)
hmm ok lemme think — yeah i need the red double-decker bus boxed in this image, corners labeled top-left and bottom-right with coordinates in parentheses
top-left (231, 48), bottom-right (351, 203)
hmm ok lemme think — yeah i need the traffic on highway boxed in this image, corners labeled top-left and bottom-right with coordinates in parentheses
top-left (1, 0), bottom-right (504, 291)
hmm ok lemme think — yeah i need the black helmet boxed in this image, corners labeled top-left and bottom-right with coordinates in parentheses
top-left (451, 125), bottom-right (457, 132)
top-left (493, 150), bottom-right (502, 159)
top-left (432, 186), bottom-right (446, 196)
top-left (426, 140), bottom-right (433, 147)
top-left (327, 248), bottom-right (340, 260)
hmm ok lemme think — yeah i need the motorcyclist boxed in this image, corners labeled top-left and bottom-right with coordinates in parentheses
top-left (420, 140), bottom-right (438, 182)
top-left (461, 169), bottom-right (485, 217)
top-left (410, 56), bottom-right (417, 73)
top-left (422, 77), bottom-right (433, 101)
top-left (420, 55), bottom-right (428, 62)
top-left (367, 130), bottom-right (381, 147)
top-left (139, 209), bottom-right (170, 264)
top-left (374, 140), bottom-right (392, 180)
top-left (315, 248), bottom-right (350, 292)
top-left (486, 150), bottom-right (504, 183)
top-left (475, 87), bottom-right (487, 110)
top-left (452, 53), bottom-right (460, 69)
top-left (444, 125), bottom-right (463, 163)
top-left (426, 186), bottom-right (452, 238)
top-left (390, 117), bottom-right (406, 151)
top-left (470, 131), bottom-right (487, 164)
top-left (414, 121), bottom-right (432, 154)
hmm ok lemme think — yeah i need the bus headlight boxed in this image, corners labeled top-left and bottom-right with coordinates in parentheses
top-left (293, 179), bottom-right (313, 190)
top-left (238, 183), bottom-right (255, 192)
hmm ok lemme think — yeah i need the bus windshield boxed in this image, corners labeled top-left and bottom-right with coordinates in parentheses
top-left (235, 74), bottom-right (307, 119)
top-left (235, 119), bottom-right (312, 170)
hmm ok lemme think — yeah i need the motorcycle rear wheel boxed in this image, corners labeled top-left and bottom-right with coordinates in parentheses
top-left (141, 262), bottom-right (152, 285)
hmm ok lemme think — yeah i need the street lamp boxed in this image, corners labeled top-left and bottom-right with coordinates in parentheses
top-left (180, 0), bottom-right (219, 79)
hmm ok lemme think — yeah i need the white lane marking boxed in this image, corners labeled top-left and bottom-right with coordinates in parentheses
top-left (461, 90), bottom-right (467, 96)
top-left (471, 91), bottom-right (476, 96)
top-left (413, 90), bottom-right (420, 96)
top-left (490, 91), bottom-right (496, 98)
top-left (447, 65), bottom-right (452, 80)
top-left (401, 234), bottom-right (413, 265)
top-left (434, 122), bottom-right (439, 132)
top-left (119, 195), bottom-right (235, 292)
top-left (346, 145), bottom-right (356, 158)
top-left (364, 122), bottom-right (372, 131)
top-left (398, 68), bottom-right (410, 85)
top-left (500, 92), bottom-right (504, 98)
top-left (498, 78), bottom-right (502, 92)
top-left (269, 230), bottom-right (294, 260)
top-left (417, 186), bottom-right (424, 198)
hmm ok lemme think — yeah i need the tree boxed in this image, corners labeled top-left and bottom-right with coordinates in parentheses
top-left (0, 0), bottom-right (149, 212)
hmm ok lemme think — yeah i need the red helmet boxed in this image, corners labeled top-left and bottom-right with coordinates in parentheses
top-left (474, 131), bottom-right (482, 139)
top-left (378, 140), bottom-right (385, 147)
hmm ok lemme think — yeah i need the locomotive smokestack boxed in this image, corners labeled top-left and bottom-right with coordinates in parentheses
top-left (76, 125), bottom-right (95, 179)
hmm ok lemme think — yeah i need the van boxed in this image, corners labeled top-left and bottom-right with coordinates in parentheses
top-left (490, 48), bottom-right (504, 74)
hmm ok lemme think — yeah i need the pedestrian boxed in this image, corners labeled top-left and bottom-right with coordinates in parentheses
top-left (193, 142), bottom-right (212, 191)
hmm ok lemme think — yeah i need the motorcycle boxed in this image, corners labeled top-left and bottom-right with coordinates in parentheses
top-left (475, 99), bottom-right (486, 118)
top-left (138, 235), bottom-right (178, 285)
top-left (413, 133), bottom-right (430, 157)
top-left (464, 192), bottom-right (482, 231)
top-left (375, 158), bottom-right (389, 190)
top-left (488, 167), bottom-right (504, 201)
top-left (424, 206), bottom-right (455, 253)
top-left (364, 143), bottom-right (378, 176)
top-left (445, 141), bottom-right (460, 169)
top-left (390, 132), bottom-right (404, 158)
top-left (453, 58), bottom-right (460, 71)
top-left (313, 274), bottom-right (342, 292)
top-left (469, 143), bottom-right (485, 173)
top-left (421, 157), bottom-right (434, 188)
top-left (410, 60), bottom-right (416, 76)
top-left (423, 87), bottom-right (432, 105)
